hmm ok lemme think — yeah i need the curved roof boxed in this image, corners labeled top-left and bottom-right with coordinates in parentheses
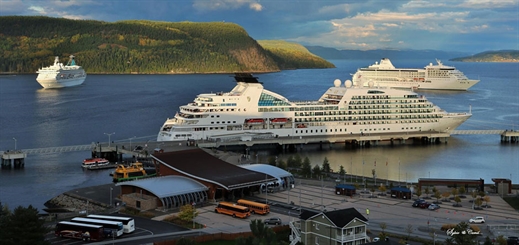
top-left (239, 164), bottom-right (293, 179)
top-left (152, 148), bottom-right (277, 190)
top-left (116, 175), bottom-right (208, 198)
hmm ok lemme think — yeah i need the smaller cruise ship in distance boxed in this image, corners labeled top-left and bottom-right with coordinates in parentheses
top-left (157, 73), bottom-right (471, 142)
top-left (36, 55), bottom-right (86, 88)
top-left (352, 58), bottom-right (479, 90)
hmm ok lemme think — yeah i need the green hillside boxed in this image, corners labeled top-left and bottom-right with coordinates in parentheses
top-left (450, 50), bottom-right (519, 62)
top-left (258, 40), bottom-right (335, 69)
top-left (0, 16), bottom-right (333, 74)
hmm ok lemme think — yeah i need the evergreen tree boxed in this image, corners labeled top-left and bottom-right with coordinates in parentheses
top-left (0, 204), bottom-right (50, 245)
top-left (301, 157), bottom-right (312, 177)
top-left (321, 157), bottom-right (331, 173)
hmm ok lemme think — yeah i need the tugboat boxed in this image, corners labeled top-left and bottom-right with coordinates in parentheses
top-left (112, 162), bottom-right (156, 183)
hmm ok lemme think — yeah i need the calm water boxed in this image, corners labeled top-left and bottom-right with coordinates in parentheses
top-left (0, 60), bottom-right (518, 212)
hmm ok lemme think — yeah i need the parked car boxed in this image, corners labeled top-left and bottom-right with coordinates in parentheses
top-left (412, 199), bottom-right (426, 207)
top-left (428, 204), bottom-right (441, 210)
top-left (264, 217), bottom-right (282, 225)
top-left (419, 202), bottom-right (431, 209)
top-left (469, 216), bottom-right (485, 224)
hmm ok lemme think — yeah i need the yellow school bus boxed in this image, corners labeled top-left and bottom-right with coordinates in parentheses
top-left (237, 199), bottom-right (270, 215)
top-left (215, 202), bottom-right (250, 218)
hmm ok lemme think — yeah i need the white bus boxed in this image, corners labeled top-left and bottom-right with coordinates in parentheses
top-left (86, 214), bottom-right (135, 233)
top-left (71, 217), bottom-right (124, 237)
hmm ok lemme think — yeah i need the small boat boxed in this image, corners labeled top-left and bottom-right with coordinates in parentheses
top-left (82, 158), bottom-right (109, 168)
top-left (112, 162), bottom-right (156, 183)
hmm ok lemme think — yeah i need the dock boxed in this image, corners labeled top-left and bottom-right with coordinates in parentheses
top-left (1, 150), bottom-right (27, 169)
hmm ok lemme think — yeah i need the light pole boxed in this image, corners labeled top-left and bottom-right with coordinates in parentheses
top-left (129, 136), bottom-right (136, 150)
top-left (12, 137), bottom-right (17, 150)
top-left (104, 132), bottom-right (115, 147)
top-left (192, 202), bottom-right (196, 229)
top-left (110, 187), bottom-right (113, 207)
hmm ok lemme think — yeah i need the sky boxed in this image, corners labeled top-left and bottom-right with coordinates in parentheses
top-left (1, 0), bottom-right (518, 53)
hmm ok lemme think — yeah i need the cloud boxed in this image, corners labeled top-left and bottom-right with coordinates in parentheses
top-left (192, 0), bottom-right (263, 11)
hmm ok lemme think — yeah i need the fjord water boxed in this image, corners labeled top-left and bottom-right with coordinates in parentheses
top-left (0, 60), bottom-right (517, 212)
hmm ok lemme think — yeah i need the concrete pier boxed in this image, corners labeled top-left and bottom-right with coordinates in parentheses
top-left (1, 150), bottom-right (27, 169)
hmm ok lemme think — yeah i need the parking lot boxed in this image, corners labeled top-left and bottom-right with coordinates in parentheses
top-left (191, 182), bottom-right (519, 241)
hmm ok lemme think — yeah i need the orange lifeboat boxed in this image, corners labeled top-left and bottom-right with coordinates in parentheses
top-left (245, 118), bottom-right (264, 124)
top-left (270, 118), bottom-right (288, 124)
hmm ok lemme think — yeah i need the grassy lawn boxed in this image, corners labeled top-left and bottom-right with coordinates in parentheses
top-left (503, 196), bottom-right (519, 210)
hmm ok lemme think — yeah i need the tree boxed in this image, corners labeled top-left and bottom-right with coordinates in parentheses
top-left (454, 196), bottom-right (462, 207)
top-left (474, 197), bottom-right (483, 209)
top-left (416, 189), bottom-right (422, 199)
top-left (458, 186), bottom-right (466, 197)
top-left (434, 191), bottom-right (442, 204)
top-left (339, 165), bottom-right (346, 177)
top-left (321, 157), bottom-right (331, 173)
top-left (286, 155), bottom-right (295, 168)
top-left (482, 196), bottom-right (491, 207)
top-left (301, 157), bottom-right (312, 177)
top-left (432, 186), bottom-right (437, 194)
top-left (483, 236), bottom-right (493, 245)
top-left (267, 156), bottom-right (276, 166)
top-left (0, 204), bottom-right (50, 245)
top-left (312, 164), bottom-right (322, 178)
top-left (424, 186), bottom-right (430, 198)
top-left (448, 222), bottom-right (478, 245)
top-left (496, 235), bottom-right (508, 245)
top-left (177, 204), bottom-right (198, 223)
top-left (379, 222), bottom-right (388, 239)
top-left (293, 154), bottom-right (302, 168)
top-left (442, 192), bottom-right (451, 202)
top-left (405, 224), bottom-right (413, 240)
top-left (451, 188), bottom-right (458, 199)
top-left (378, 185), bottom-right (387, 195)
top-left (236, 219), bottom-right (277, 245)
top-left (277, 159), bottom-right (287, 170)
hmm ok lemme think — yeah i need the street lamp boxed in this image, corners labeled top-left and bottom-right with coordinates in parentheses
top-left (104, 132), bottom-right (115, 147)
top-left (12, 138), bottom-right (17, 150)
top-left (110, 187), bottom-right (113, 207)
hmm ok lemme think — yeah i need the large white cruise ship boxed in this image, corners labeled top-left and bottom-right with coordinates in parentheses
top-left (352, 58), bottom-right (479, 90)
top-left (36, 55), bottom-right (86, 88)
top-left (157, 74), bottom-right (471, 142)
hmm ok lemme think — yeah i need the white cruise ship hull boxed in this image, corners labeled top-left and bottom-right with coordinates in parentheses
top-left (36, 75), bottom-right (86, 89)
top-left (157, 74), bottom-right (471, 142)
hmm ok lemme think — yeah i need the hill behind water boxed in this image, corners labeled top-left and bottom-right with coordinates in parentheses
top-left (0, 16), bottom-right (333, 74)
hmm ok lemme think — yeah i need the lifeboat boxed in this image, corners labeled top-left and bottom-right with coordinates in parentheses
top-left (245, 118), bottom-right (264, 125)
top-left (270, 118), bottom-right (288, 124)
top-left (112, 162), bottom-right (156, 183)
top-left (82, 158), bottom-right (109, 168)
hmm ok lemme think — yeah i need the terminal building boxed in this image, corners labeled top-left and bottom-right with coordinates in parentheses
top-left (117, 148), bottom-right (292, 211)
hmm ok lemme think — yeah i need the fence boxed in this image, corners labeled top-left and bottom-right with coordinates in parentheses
top-left (154, 226), bottom-right (289, 245)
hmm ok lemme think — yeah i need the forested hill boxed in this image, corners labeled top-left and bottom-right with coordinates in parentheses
top-left (449, 50), bottom-right (519, 62)
top-left (0, 16), bottom-right (334, 74)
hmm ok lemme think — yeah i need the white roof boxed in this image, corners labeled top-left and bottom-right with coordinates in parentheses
top-left (239, 164), bottom-right (293, 179)
top-left (116, 175), bottom-right (208, 198)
